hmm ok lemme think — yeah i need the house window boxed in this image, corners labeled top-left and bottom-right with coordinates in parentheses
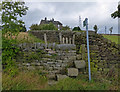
top-left (58, 25), bottom-right (60, 30)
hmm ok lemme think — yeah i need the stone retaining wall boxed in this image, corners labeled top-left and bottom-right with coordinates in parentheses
top-left (16, 43), bottom-right (78, 74)
top-left (29, 30), bottom-right (86, 44)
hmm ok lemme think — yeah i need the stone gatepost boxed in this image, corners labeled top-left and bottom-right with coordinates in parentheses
top-left (66, 37), bottom-right (68, 44)
top-left (44, 33), bottom-right (47, 49)
top-left (72, 34), bottom-right (75, 44)
top-left (59, 33), bottom-right (62, 44)
top-left (81, 44), bottom-right (86, 60)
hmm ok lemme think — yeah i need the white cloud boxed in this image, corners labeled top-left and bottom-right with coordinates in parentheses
top-left (24, 0), bottom-right (119, 2)
top-left (23, 2), bottom-right (118, 34)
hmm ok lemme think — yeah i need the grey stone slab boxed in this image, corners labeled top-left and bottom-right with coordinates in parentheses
top-left (56, 74), bottom-right (68, 81)
top-left (48, 80), bottom-right (57, 86)
top-left (48, 74), bottom-right (56, 79)
top-left (76, 54), bottom-right (82, 60)
top-left (61, 63), bottom-right (67, 67)
top-left (36, 43), bottom-right (41, 49)
top-left (74, 60), bottom-right (86, 69)
top-left (27, 66), bottom-right (35, 70)
top-left (56, 64), bottom-right (61, 67)
top-left (55, 44), bottom-right (76, 51)
top-left (67, 68), bottom-right (78, 77)
top-left (68, 56), bottom-right (76, 61)
top-left (23, 63), bottom-right (30, 66)
top-left (56, 60), bottom-right (63, 63)
top-left (48, 50), bottom-right (56, 54)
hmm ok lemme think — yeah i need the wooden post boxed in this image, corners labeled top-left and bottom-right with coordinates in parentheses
top-left (72, 34), bottom-right (75, 44)
top-left (59, 32), bottom-right (62, 44)
top-left (44, 33), bottom-right (47, 49)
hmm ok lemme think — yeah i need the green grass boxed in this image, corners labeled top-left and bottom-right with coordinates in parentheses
top-left (3, 32), bottom-right (45, 44)
top-left (28, 33), bottom-right (45, 43)
top-left (15, 32), bottom-right (45, 44)
top-left (2, 70), bottom-right (48, 90)
top-left (2, 70), bottom-right (118, 90)
top-left (103, 35), bottom-right (120, 44)
top-left (46, 75), bottom-right (113, 90)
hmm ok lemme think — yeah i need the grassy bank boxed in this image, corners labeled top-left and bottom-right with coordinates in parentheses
top-left (2, 70), bottom-right (48, 90)
top-left (3, 32), bottom-right (45, 44)
top-left (2, 72), bottom-right (118, 90)
top-left (103, 35), bottom-right (120, 44)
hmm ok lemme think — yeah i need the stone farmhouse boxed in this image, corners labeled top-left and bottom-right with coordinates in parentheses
top-left (40, 17), bottom-right (63, 30)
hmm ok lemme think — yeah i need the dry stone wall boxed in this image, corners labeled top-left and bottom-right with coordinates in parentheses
top-left (16, 43), bottom-right (79, 74)
top-left (77, 34), bottom-right (119, 76)
top-left (18, 30), bottom-right (119, 79)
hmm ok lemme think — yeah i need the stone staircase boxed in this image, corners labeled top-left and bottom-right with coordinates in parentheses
top-left (86, 34), bottom-right (119, 75)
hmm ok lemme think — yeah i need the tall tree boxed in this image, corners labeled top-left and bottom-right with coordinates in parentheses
top-left (111, 4), bottom-right (120, 18)
top-left (109, 27), bottom-right (113, 34)
top-left (62, 25), bottom-right (70, 30)
top-left (72, 26), bottom-right (81, 31)
top-left (2, 1), bottom-right (28, 34)
top-left (93, 25), bottom-right (99, 34)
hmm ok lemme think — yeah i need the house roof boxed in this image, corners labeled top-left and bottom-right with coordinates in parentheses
top-left (40, 18), bottom-right (62, 25)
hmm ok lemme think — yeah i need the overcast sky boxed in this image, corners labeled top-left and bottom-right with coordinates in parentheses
top-left (22, 1), bottom-right (119, 34)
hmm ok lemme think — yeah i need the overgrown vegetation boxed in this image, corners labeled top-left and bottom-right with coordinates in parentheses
top-left (2, 70), bottom-right (119, 90)
top-left (93, 25), bottom-right (99, 34)
top-left (2, 38), bottom-right (20, 76)
top-left (2, 70), bottom-right (48, 90)
top-left (103, 35), bottom-right (120, 44)
top-left (61, 25), bottom-right (70, 30)
top-left (29, 23), bottom-right (58, 30)
top-left (2, 1), bottom-right (28, 34)
top-left (2, 1), bottom-right (28, 76)
top-left (46, 74), bottom-right (118, 90)
top-left (111, 4), bottom-right (120, 18)
top-left (72, 26), bottom-right (81, 31)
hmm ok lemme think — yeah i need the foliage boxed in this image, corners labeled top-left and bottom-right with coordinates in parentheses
top-left (2, 1), bottom-right (28, 34)
top-left (61, 25), bottom-right (70, 30)
top-left (111, 4), bottom-right (120, 18)
top-left (2, 70), bottom-right (118, 90)
top-left (2, 38), bottom-right (19, 62)
top-left (29, 23), bottom-right (58, 30)
top-left (93, 25), bottom-right (98, 34)
top-left (29, 24), bottom-right (39, 30)
top-left (109, 27), bottom-right (113, 34)
top-left (47, 75), bottom-right (111, 90)
top-left (2, 37), bottom-right (20, 76)
top-left (2, 2), bottom-right (28, 76)
top-left (4, 32), bottom-right (45, 44)
top-left (19, 25), bottom-right (27, 32)
top-left (22, 49), bottom-right (46, 63)
top-left (72, 26), bottom-right (81, 31)
top-left (2, 71), bottom-right (47, 90)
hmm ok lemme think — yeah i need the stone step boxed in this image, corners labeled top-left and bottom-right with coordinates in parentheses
top-left (47, 74), bottom-right (56, 80)
top-left (48, 80), bottom-right (58, 86)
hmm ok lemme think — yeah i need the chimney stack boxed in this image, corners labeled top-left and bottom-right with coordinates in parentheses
top-left (45, 17), bottom-right (47, 21)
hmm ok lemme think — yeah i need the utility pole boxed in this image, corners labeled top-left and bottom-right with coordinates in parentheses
top-left (79, 16), bottom-right (81, 28)
top-left (105, 26), bottom-right (107, 34)
top-left (83, 18), bottom-right (91, 81)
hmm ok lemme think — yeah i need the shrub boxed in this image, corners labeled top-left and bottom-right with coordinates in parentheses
top-left (2, 38), bottom-right (20, 76)
top-left (29, 23), bottom-right (58, 30)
